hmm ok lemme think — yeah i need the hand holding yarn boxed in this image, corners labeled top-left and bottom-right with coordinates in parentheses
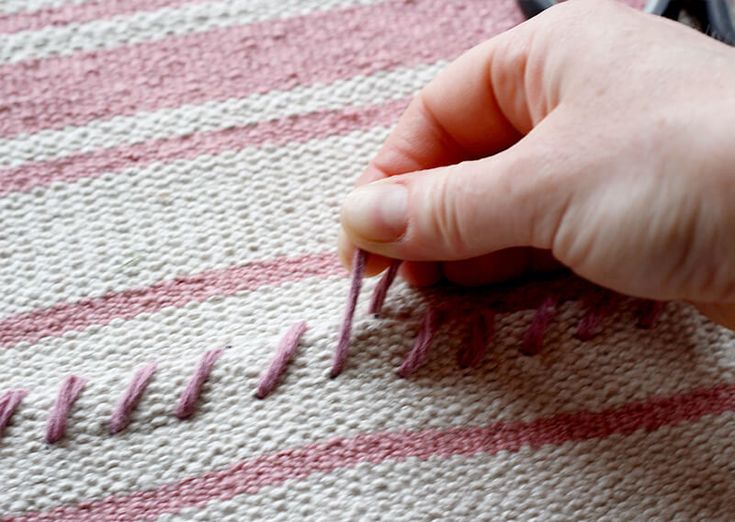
top-left (338, 0), bottom-right (735, 329)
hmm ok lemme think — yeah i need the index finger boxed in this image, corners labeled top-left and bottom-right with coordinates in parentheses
top-left (357, 20), bottom-right (540, 185)
top-left (342, 11), bottom-right (546, 274)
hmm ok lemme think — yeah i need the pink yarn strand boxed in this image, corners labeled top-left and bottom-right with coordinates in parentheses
top-left (399, 307), bottom-right (438, 378)
top-left (637, 300), bottom-right (666, 329)
top-left (368, 260), bottom-right (400, 316)
top-left (46, 376), bottom-right (87, 444)
top-left (255, 321), bottom-right (308, 399)
top-left (330, 249), bottom-right (367, 378)
top-left (576, 297), bottom-right (614, 340)
top-left (458, 310), bottom-right (495, 369)
top-left (521, 296), bottom-right (558, 356)
top-left (109, 362), bottom-right (157, 435)
top-left (175, 349), bottom-right (224, 420)
top-left (0, 389), bottom-right (28, 438)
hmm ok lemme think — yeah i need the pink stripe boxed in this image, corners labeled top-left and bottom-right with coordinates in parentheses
top-left (0, 252), bottom-right (342, 349)
top-left (0, 99), bottom-right (406, 197)
top-left (0, 0), bottom-right (198, 34)
top-left (12, 382), bottom-right (735, 521)
top-left (0, 259), bottom-right (608, 351)
top-left (0, 0), bottom-right (522, 138)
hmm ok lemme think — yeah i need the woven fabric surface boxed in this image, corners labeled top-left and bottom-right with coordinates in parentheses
top-left (1, 0), bottom-right (734, 520)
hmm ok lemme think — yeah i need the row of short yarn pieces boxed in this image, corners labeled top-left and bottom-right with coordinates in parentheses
top-left (0, 250), bottom-right (665, 444)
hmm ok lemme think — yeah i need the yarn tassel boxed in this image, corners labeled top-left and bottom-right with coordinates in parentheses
top-left (521, 296), bottom-right (558, 356)
top-left (368, 260), bottom-right (400, 316)
top-left (109, 362), bottom-right (157, 434)
top-left (637, 300), bottom-right (666, 329)
top-left (458, 310), bottom-right (495, 369)
top-left (330, 249), bottom-right (367, 378)
top-left (175, 349), bottom-right (224, 420)
top-left (576, 296), bottom-right (614, 341)
top-left (255, 321), bottom-right (308, 399)
top-left (0, 390), bottom-right (28, 438)
top-left (46, 376), bottom-right (87, 444)
top-left (399, 306), bottom-right (439, 378)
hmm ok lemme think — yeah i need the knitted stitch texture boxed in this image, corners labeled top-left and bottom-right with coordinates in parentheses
top-left (1, 0), bottom-right (734, 520)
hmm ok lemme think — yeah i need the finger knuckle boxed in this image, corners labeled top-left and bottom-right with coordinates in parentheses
top-left (431, 173), bottom-right (474, 257)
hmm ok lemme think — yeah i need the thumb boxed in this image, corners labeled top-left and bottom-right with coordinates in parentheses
top-left (340, 128), bottom-right (570, 261)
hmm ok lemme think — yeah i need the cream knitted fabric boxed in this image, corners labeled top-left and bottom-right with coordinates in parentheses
top-left (1, 0), bottom-right (734, 520)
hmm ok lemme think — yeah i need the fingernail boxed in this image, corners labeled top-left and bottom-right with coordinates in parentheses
top-left (341, 183), bottom-right (408, 242)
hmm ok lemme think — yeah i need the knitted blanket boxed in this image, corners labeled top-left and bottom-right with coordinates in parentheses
top-left (1, 0), bottom-right (734, 520)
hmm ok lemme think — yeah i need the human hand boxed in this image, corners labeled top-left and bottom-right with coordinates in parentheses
top-left (337, 0), bottom-right (735, 329)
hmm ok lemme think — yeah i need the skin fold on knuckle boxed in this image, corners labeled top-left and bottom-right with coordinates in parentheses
top-left (489, 35), bottom-right (534, 134)
top-left (504, 134), bottom-right (571, 252)
top-left (419, 171), bottom-right (474, 260)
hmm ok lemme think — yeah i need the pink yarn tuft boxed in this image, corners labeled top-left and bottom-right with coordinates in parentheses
top-left (458, 310), bottom-right (495, 369)
top-left (0, 389), bottom-right (28, 438)
top-left (399, 306), bottom-right (439, 378)
top-left (330, 249), bottom-right (367, 378)
top-left (368, 260), bottom-right (400, 316)
top-left (46, 376), bottom-right (87, 444)
top-left (255, 321), bottom-right (308, 399)
top-left (175, 349), bottom-right (224, 420)
top-left (109, 362), bottom-right (157, 435)
top-left (521, 296), bottom-right (558, 356)
top-left (637, 300), bottom-right (666, 329)
top-left (576, 297), bottom-right (614, 341)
